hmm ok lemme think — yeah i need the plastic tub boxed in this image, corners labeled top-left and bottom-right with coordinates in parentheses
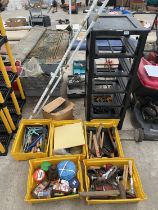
top-left (49, 120), bottom-right (86, 160)
top-left (83, 158), bottom-right (147, 204)
top-left (11, 119), bottom-right (52, 160)
top-left (25, 156), bottom-right (83, 204)
top-left (84, 119), bottom-right (124, 159)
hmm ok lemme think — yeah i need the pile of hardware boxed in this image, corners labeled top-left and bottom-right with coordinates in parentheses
top-left (32, 160), bottom-right (80, 199)
top-left (67, 75), bottom-right (85, 98)
top-left (86, 126), bottom-right (118, 158)
top-left (83, 161), bottom-right (135, 200)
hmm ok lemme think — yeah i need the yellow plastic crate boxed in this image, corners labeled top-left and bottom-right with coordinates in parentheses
top-left (25, 156), bottom-right (83, 204)
top-left (11, 119), bottom-right (53, 160)
top-left (83, 158), bottom-right (146, 204)
top-left (49, 120), bottom-right (86, 160)
top-left (84, 119), bottom-right (124, 159)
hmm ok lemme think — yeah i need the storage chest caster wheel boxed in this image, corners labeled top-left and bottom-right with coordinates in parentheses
top-left (134, 128), bottom-right (144, 142)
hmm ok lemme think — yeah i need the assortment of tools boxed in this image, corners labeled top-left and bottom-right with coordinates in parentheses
top-left (86, 125), bottom-right (118, 158)
top-left (67, 75), bottom-right (85, 98)
top-left (83, 161), bottom-right (136, 200)
top-left (32, 160), bottom-right (79, 199)
top-left (23, 125), bottom-right (48, 153)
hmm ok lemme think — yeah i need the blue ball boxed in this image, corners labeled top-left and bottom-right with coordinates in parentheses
top-left (57, 160), bottom-right (77, 181)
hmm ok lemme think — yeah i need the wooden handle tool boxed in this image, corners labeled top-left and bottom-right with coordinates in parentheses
top-left (96, 125), bottom-right (103, 144)
top-left (79, 190), bottom-right (120, 198)
top-left (107, 128), bottom-right (118, 156)
top-left (122, 165), bottom-right (128, 190)
top-left (93, 134), bottom-right (101, 157)
top-left (128, 160), bottom-right (133, 177)
top-left (89, 131), bottom-right (93, 150)
top-left (128, 160), bottom-right (135, 195)
top-left (100, 131), bottom-right (104, 149)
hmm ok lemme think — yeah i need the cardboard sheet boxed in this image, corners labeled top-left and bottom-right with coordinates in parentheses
top-left (54, 122), bottom-right (85, 150)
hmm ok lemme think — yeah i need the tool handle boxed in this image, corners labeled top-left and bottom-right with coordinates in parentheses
top-left (107, 128), bottom-right (118, 155)
top-left (89, 131), bottom-right (93, 149)
top-left (96, 125), bottom-right (103, 143)
top-left (118, 182), bottom-right (126, 199)
top-left (122, 165), bottom-right (128, 190)
top-left (100, 131), bottom-right (104, 149)
top-left (79, 190), bottom-right (120, 197)
top-left (93, 134), bottom-right (101, 157)
top-left (128, 160), bottom-right (133, 177)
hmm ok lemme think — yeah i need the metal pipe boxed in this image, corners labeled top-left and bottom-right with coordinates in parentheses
top-left (69, 0), bottom-right (72, 26)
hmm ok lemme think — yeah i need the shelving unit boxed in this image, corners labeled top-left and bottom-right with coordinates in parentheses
top-left (85, 15), bottom-right (150, 129)
top-left (0, 16), bottom-right (26, 156)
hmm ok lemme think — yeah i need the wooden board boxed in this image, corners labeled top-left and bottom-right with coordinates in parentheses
top-left (6, 30), bottom-right (29, 41)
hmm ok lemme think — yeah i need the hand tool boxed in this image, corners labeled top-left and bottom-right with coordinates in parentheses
top-left (122, 165), bottom-right (128, 190)
top-left (93, 134), bottom-right (101, 157)
top-left (101, 147), bottom-right (112, 158)
top-left (79, 190), bottom-right (120, 198)
top-left (96, 125), bottom-right (103, 144)
top-left (107, 128), bottom-right (118, 156)
top-left (100, 131), bottom-right (104, 149)
top-left (89, 175), bottom-right (97, 182)
top-left (102, 166), bottom-right (118, 180)
top-left (88, 166), bottom-right (101, 170)
top-left (87, 127), bottom-right (96, 156)
top-left (127, 160), bottom-right (135, 196)
top-left (89, 131), bottom-right (93, 150)
top-left (116, 176), bottom-right (126, 199)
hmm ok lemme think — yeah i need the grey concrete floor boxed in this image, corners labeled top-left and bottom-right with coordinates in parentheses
top-left (0, 4), bottom-right (158, 210)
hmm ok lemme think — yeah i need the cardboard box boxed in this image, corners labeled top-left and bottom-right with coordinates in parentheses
top-left (42, 97), bottom-right (74, 120)
top-left (6, 18), bottom-right (27, 27)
